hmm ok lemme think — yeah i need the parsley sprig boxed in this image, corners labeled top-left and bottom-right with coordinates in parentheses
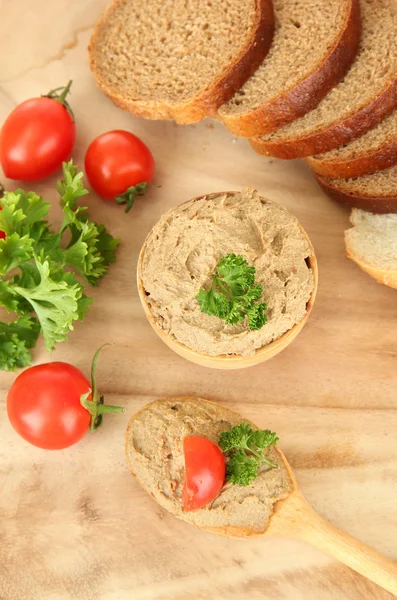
top-left (219, 423), bottom-right (279, 486)
top-left (0, 161), bottom-right (119, 371)
top-left (196, 254), bottom-right (267, 330)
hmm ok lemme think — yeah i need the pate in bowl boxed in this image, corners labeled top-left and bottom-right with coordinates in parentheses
top-left (137, 188), bottom-right (317, 369)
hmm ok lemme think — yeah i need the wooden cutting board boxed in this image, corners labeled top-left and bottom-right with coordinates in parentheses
top-left (0, 2), bottom-right (396, 599)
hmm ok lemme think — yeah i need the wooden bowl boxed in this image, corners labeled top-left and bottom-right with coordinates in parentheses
top-left (137, 214), bottom-right (318, 370)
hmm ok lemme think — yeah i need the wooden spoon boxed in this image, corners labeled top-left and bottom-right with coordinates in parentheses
top-left (126, 397), bottom-right (397, 595)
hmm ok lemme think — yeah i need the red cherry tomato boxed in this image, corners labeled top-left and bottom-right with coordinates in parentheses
top-left (7, 362), bottom-right (91, 450)
top-left (6, 349), bottom-right (124, 451)
top-left (84, 130), bottom-right (155, 212)
top-left (182, 436), bottom-right (226, 511)
top-left (0, 81), bottom-right (75, 182)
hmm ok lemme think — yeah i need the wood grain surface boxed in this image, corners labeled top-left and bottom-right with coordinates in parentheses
top-left (0, 2), bottom-right (396, 599)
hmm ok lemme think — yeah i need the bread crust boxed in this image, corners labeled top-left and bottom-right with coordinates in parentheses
top-left (316, 173), bottom-right (397, 214)
top-left (345, 240), bottom-right (397, 289)
top-left (219, 0), bottom-right (361, 137)
top-left (89, 0), bottom-right (275, 124)
top-left (307, 136), bottom-right (397, 179)
top-left (250, 56), bottom-right (397, 158)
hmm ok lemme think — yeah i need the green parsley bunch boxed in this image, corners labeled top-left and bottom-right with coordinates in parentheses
top-left (0, 161), bottom-right (119, 370)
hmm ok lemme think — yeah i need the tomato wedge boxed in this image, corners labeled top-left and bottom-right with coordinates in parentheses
top-left (182, 436), bottom-right (226, 511)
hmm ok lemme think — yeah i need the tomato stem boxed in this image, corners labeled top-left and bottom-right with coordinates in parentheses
top-left (97, 400), bottom-right (125, 415)
top-left (115, 181), bottom-right (148, 213)
top-left (44, 80), bottom-right (75, 122)
top-left (80, 344), bottom-right (125, 432)
top-left (58, 80), bottom-right (73, 104)
top-left (90, 343), bottom-right (105, 405)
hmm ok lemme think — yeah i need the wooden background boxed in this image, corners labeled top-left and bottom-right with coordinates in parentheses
top-left (0, 1), bottom-right (396, 598)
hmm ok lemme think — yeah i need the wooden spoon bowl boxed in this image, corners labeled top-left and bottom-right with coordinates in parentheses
top-left (126, 397), bottom-right (397, 595)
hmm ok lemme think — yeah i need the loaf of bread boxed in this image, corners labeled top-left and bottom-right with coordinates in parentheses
top-left (89, 0), bottom-right (274, 124)
top-left (217, 0), bottom-right (360, 137)
top-left (251, 0), bottom-right (397, 159)
top-left (345, 209), bottom-right (397, 289)
top-left (316, 165), bottom-right (397, 214)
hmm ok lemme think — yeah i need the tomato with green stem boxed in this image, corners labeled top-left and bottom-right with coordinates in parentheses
top-left (6, 346), bottom-right (124, 450)
top-left (182, 436), bottom-right (226, 511)
top-left (84, 130), bottom-right (155, 213)
top-left (0, 81), bottom-right (75, 182)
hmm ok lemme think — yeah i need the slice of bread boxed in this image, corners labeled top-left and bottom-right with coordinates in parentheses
top-left (345, 209), bottom-right (397, 289)
top-left (251, 0), bottom-right (397, 159)
top-left (89, 0), bottom-right (274, 124)
top-left (218, 0), bottom-right (360, 137)
top-left (316, 165), bottom-right (397, 214)
top-left (307, 109), bottom-right (397, 178)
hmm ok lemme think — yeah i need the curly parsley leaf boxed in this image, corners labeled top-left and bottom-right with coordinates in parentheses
top-left (219, 422), bottom-right (279, 486)
top-left (219, 422), bottom-right (253, 452)
top-left (63, 221), bottom-right (119, 286)
top-left (0, 335), bottom-right (34, 372)
top-left (247, 302), bottom-right (268, 331)
top-left (226, 450), bottom-right (259, 486)
top-left (48, 268), bottom-right (92, 321)
top-left (58, 160), bottom-right (89, 212)
top-left (196, 254), bottom-right (267, 331)
top-left (58, 161), bottom-right (120, 284)
top-left (196, 288), bottom-right (231, 319)
top-left (0, 190), bottom-right (50, 237)
top-left (95, 224), bottom-right (120, 267)
top-left (0, 315), bottom-right (40, 371)
top-left (249, 428), bottom-right (279, 450)
top-left (76, 293), bottom-right (93, 321)
top-left (0, 233), bottom-right (34, 275)
top-left (0, 280), bottom-right (28, 313)
top-left (217, 253), bottom-right (255, 294)
top-left (14, 259), bottom-right (82, 351)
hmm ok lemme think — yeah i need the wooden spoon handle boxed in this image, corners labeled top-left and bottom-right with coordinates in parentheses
top-left (301, 511), bottom-right (397, 594)
top-left (280, 495), bottom-right (397, 596)
top-left (272, 492), bottom-right (397, 595)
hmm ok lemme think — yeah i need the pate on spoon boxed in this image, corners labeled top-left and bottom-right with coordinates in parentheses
top-left (126, 396), bottom-right (397, 595)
